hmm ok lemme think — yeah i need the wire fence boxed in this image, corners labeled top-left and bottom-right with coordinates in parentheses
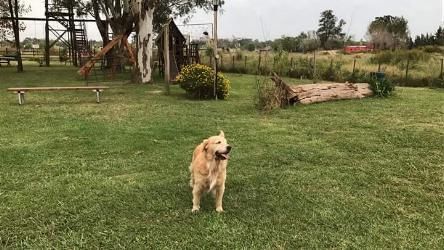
top-left (198, 51), bottom-right (444, 88)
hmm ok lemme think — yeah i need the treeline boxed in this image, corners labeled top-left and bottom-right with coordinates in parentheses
top-left (217, 9), bottom-right (350, 53)
top-left (410, 27), bottom-right (444, 48)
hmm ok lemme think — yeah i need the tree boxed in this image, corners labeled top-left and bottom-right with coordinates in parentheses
top-left (435, 26), bottom-right (444, 46)
top-left (6, 0), bottom-right (28, 72)
top-left (0, 0), bottom-right (13, 41)
top-left (317, 10), bottom-right (346, 50)
top-left (368, 15), bottom-right (409, 50)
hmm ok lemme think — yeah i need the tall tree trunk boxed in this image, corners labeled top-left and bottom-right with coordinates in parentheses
top-left (133, 1), bottom-right (154, 84)
top-left (8, 0), bottom-right (22, 72)
top-left (91, 0), bottom-right (110, 66)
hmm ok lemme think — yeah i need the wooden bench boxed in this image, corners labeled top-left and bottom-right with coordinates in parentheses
top-left (0, 56), bottom-right (17, 66)
top-left (7, 86), bottom-right (110, 105)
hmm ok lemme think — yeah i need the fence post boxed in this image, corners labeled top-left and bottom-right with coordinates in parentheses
top-left (220, 54), bottom-right (223, 70)
top-left (290, 57), bottom-right (294, 69)
top-left (313, 50), bottom-right (317, 83)
top-left (353, 58), bottom-right (356, 75)
top-left (405, 58), bottom-right (410, 80)
top-left (244, 56), bottom-right (247, 70)
top-left (378, 63), bottom-right (381, 72)
top-left (232, 55), bottom-right (235, 69)
top-left (440, 58), bottom-right (443, 79)
top-left (257, 53), bottom-right (262, 74)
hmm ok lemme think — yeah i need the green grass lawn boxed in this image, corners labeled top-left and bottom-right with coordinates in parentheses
top-left (0, 66), bottom-right (443, 249)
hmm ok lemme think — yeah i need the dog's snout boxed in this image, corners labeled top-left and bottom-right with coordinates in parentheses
top-left (227, 145), bottom-right (232, 152)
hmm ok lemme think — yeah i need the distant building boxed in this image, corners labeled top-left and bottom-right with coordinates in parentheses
top-left (344, 45), bottom-right (374, 53)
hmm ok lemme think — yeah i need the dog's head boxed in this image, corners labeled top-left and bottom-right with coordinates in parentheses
top-left (203, 131), bottom-right (232, 161)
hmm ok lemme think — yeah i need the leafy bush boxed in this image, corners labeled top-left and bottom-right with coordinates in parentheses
top-left (176, 64), bottom-right (231, 100)
top-left (321, 60), bottom-right (344, 81)
top-left (347, 68), bottom-right (367, 83)
top-left (420, 46), bottom-right (443, 54)
top-left (287, 57), bottom-right (312, 79)
top-left (368, 76), bottom-right (395, 97)
top-left (235, 51), bottom-right (244, 60)
top-left (370, 49), bottom-right (431, 66)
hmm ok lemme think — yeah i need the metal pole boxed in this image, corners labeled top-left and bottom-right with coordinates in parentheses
top-left (213, 3), bottom-right (218, 100)
top-left (95, 90), bottom-right (100, 103)
top-left (45, 0), bottom-right (50, 66)
top-left (164, 24), bottom-right (171, 95)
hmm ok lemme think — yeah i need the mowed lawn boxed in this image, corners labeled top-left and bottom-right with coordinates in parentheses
top-left (0, 66), bottom-right (443, 249)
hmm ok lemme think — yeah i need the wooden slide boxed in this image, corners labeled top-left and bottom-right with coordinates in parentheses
top-left (78, 35), bottom-right (136, 77)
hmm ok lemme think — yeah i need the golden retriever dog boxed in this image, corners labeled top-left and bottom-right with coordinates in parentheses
top-left (189, 131), bottom-right (232, 212)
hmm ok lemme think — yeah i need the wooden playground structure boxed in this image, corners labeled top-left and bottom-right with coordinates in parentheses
top-left (157, 19), bottom-right (201, 82)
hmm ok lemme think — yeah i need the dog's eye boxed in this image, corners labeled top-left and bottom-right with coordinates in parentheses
top-left (216, 141), bottom-right (221, 144)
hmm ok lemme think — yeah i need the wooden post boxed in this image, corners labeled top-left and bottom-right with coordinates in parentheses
top-left (220, 54), bottom-right (223, 70)
top-left (378, 63), bottom-right (381, 72)
top-left (232, 55), bottom-right (235, 69)
top-left (440, 58), bottom-right (443, 79)
top-left (313, 50), bottom-right (317, 83)
top-left (405, 59), bottom-right (410, 79)
top-left (257, 52), bottom-right (262, 74)
top-left (290, 57), bottom-right (294, 69)
top-left (163, 25), bottom-right (170, 95)
top-left (244, 56), bottom-right (247, 70)
top-left (353, 58), bottom-right (356, 75)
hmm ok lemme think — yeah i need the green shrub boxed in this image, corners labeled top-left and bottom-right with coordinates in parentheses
top-left (321, 60), bottom-right (344, 81)
top-left (176, 64), bottom-right (231, 100)
top-left (370, 49), bottom-right (431, 66)
top-left (347, 68), bottom-right (367, 83)
top-left (420, 46), bottom-right (443, 54)
top-left (287, 57), bottom-right (312, 79)
top-left (368, 76), bottom-right (395, 97)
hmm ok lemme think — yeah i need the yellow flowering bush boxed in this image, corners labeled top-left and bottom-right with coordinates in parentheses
top-left (176, 64), bottom-right (231, 100)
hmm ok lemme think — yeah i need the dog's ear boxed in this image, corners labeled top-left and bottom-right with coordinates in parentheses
top-left (219, 130), bottom-right (225, 138)
top-left (202, 139), bottom-right (209, 151)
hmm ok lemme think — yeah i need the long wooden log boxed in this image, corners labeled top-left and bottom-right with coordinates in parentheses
top-left (271, 73), bottom-right (373, 105)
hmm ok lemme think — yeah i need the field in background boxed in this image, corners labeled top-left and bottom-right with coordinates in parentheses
top-left (1, 65), bottom-right (443, 248)
top-left (198, 49), bottom-right (444, 88)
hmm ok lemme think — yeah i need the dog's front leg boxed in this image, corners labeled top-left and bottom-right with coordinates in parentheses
top-left (215, 184), bottom-right (225, 212)
top-left (192, 184), bottom-right (204, 212)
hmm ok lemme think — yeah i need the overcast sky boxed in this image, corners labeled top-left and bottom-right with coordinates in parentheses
top-left (20, 0), bottom-right (444, 41)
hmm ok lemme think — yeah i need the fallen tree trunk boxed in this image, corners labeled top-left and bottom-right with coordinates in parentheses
top-left (271, 73), bottom-right (373, 105)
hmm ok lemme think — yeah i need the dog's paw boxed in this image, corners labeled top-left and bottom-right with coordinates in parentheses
top-left (192, 206), bottom-right (200, 213)
top-left (216, 207), bottom-right (224, 213)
